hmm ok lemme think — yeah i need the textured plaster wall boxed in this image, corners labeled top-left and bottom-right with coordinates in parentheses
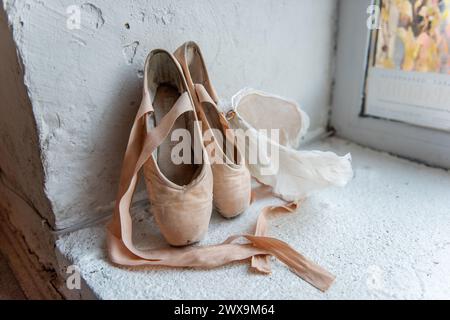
top-left (2, 0), bottom-right (338, 228)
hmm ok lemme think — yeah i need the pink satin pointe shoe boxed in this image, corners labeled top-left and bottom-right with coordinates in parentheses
top-left (174, 41), bottom-right (251, 218)
top-left (144, 50), bottom-right (213, 245)
top-left (110, 49), bottom-right (213, 247)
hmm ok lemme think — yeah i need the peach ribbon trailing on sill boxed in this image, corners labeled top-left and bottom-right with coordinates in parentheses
top-left (106, 94), bottom-right (335, 292)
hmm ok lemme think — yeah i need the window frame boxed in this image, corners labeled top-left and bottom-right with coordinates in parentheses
top-left (331, 0), bottom-right (450, 169)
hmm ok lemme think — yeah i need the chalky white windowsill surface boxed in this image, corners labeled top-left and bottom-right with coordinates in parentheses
top-left (56, 137), bottom-right (450, 299)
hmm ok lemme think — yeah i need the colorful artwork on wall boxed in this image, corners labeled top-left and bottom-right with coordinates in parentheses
top-left (374, 0), bottom-right (450, 74)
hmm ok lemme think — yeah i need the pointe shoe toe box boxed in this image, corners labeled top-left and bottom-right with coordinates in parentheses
top-left (212, 164), bottom-right (251, 218)
top-left (144, 163), bottom-right (213, 246)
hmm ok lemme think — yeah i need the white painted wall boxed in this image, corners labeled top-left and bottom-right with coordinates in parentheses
top-left (2, 0), bottom-right (338, 228)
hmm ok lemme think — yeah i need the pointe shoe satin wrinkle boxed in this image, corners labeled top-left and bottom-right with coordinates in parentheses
top-left (174, 41), bottom-right (251, 218)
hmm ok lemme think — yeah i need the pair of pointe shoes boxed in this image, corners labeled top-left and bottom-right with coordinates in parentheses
top-left (141, 42), bottom-right (251, 246)
top-left (108, 46), bottom-right (336, 291)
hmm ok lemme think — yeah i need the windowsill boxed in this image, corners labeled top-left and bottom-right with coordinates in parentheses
top-left (56, 137), bottom-right (450, 299)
